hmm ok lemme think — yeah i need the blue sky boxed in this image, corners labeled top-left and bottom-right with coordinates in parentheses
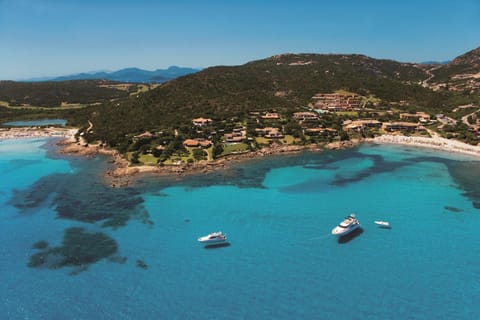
top-left (0, 0), bottom-right (479, 80)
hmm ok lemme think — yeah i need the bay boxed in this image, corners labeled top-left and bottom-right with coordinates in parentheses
top-left (1, 139), bottom-right (479, 319)
top-left (2, 119), bottom-right (67, 127)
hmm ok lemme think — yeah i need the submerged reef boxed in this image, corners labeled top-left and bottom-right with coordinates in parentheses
top-left (32, 240), bottom-right (49, 250)
top-left (136, 259), bottom-right (148, 269)
top-left (28, 227), bottom-right (118, 271)
top-left (444, 206), bottom-right (463, 213)
top-left (10, 172), bottom-right (147, 228)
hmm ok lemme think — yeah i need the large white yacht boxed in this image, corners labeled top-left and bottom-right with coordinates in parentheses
top-left (198, 231), bottom-right (227, 244)
top-left (331, 214), bottom-right (361, 236)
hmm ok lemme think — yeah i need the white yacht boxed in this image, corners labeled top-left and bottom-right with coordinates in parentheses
top-left (374, 220), bottom-right (391, 228)
top-left (198, 231), bottom-right (227, 244)
top-left (331, 214), bottom-right (361, 236)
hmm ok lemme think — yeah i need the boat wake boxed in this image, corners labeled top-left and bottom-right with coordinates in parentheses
top-left (309, 233), bottom-right (331, 241)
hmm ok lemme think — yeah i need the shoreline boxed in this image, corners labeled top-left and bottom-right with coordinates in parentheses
top-left (3, 126), bottom-right (480, 186)
top-left (0, 127), bottom-right (77, 140)
top-left (367, 133), bottom-right (480, 158)
top-left (58, 137), bottom-right (362, 187)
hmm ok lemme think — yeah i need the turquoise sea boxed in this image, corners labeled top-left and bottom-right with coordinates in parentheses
top-left (1, 138), bottom-right (480, 319)
top-left (2, 119), bottom-right (67, 127)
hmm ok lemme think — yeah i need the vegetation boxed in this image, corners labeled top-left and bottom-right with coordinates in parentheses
top-left (2, 49), bottom-right (479, 164)
top-left (221, 143), bottom-right (250, 156)
top-left (0, 80), bottom-right (130, 107)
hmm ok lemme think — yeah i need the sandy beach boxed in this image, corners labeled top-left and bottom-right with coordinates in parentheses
top-left (0, 127), bottom-right (77, 140)
top-left (369, 133), bottom-right (480, 158)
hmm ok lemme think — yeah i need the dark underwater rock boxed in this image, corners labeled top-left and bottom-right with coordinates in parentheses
top-left (444, 206), bottom-right (463, 213)
top-left (32, 240), bottom-right (49, 250)
top-left (28, 227), bottom-right (118, 272)
top-left (136, 259), bottom-right (148, 269)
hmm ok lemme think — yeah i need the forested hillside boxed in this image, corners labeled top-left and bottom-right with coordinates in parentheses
top-left (0, 80), bottom-right (130, 107)
top-left (80, 53), bottom-right (452, 146)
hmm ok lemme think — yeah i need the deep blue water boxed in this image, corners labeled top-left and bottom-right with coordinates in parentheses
top-left (2, 119), bottom-right (67, 127)
top-left (1, 139), bottom-right (480, 319)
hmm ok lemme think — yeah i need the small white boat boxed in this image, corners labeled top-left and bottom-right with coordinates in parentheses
top-left (374, 220), bottom-right (391, 228)
top-left (198, 231), bottom-right (227, 244)
top-left (331, 214), bottom-right (361, 236)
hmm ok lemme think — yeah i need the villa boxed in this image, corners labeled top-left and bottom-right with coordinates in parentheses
top-left (293, 111), bottom-right (319, 121)
top-left (224, 128), bottom-right (246, 143)
top-left (304, 127), bottom-right (338, 136)
top-left (183, 138), bottom-right (212, 148)
top-left (382, 122), bottom-right (424, 132)
top-left (261, 113), bottom-right (280, 120)
top-left (400, 112), bottom-right (431, 123)
top-left (255, 127), bottom-right (284, 139)
top-left (312, 93), bottom-right (362, 112)
top-left (343, 120), bottom-right (382, 133)
top-left (192, 117), bottom-right (213, 126)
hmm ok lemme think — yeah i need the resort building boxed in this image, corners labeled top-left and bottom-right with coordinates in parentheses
top-left (261, 113), bottom-right (280, 120)
top-left (312, 93), bottom-right (362, 112)
top-left (224, 128), bottom-right (247, 143)
top-left (255, 127), bottom-right (284, 139)
top-left (400, 112), bottom-right (431, 123)
top-left (304, 127), bottom-right (338, 136)
top-left (343, 120), bottom-right (382, 133)
top-left (382, 122), bottom-right (424, 132)
top-left (183, 138), bottom-right (212, 148)
top-left (192, 117), bottom-right (213, 127)
top-left (293, 111), bottom-right (319, 121)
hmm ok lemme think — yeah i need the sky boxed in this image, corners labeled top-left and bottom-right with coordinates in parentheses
top-left (0, 0), bottom-right (479, 80)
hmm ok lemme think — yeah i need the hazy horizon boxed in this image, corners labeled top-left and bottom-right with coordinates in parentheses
top-left (1, 0), bottom-right (479, 80)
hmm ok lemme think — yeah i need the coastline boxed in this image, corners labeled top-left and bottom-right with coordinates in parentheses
top-left (367, 133), bottom-right (480, 158)
top-left (0, 127), bottom-right (77, 140)
top-left (58, 136), bottom-right (361, 187)
top-left (3, 126), bottom-right (480, 187)
top-left (71, 133), bottom-right (480, 187)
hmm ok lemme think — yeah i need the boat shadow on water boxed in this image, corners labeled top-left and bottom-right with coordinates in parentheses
top-left (337, 228), bottom-right (364, 244)
top-left (204, 242), bottom-right (231, 249)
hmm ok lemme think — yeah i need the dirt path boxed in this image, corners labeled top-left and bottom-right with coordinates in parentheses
top-left (421, 65), bottom-right (442, 87)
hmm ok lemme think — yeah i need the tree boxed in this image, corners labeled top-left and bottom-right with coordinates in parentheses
top-left (192, 148), bottom-right (207, 160)
top-left (339, 130), bottom-right (350, 141)
top-left (213, 143), bottom-right (224, 158)
top-left (131, 152), bottom-right (140, 164)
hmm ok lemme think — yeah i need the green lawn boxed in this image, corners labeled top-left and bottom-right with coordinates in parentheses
top-left (138, 154), bottom-right (158, 165)
top-left (255, 137), bottom-right (270, 145)
top-left (169, 148), bottom-right (194, 164)
top-left (161, 146), bottom-right (214, 165)
top-left (221, 143), bottom-right (249, 156)
top-left (281, 135), bottom-right (295, 144)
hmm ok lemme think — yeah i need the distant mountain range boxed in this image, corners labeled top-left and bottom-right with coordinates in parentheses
top-left (26, 66), bottom-right (200, 83)
top-left (420, 60), bottom-right (450, 65)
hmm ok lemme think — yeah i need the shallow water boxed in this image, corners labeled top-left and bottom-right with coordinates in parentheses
top-left (2, 119), bottom-right (67, 127)
top-left (1, 139), bottom-right (480, 319)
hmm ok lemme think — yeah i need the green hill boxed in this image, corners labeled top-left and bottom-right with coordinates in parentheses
top-left (0, 80), bottom-right (130, 107)
top-left (80, 53), bottom-right (451, 146)
top-left (3, 49), bottom-right (479, 157)
top-left (431, 47), bottom-right (480, 82)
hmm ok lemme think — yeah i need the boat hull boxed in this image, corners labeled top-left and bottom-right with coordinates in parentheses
top-left (374, 221), bottom-right (391, 228)
top-left (331, 223), bottom-right (361, 236)
top-left (198, 238), bottom-right (227, 244)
